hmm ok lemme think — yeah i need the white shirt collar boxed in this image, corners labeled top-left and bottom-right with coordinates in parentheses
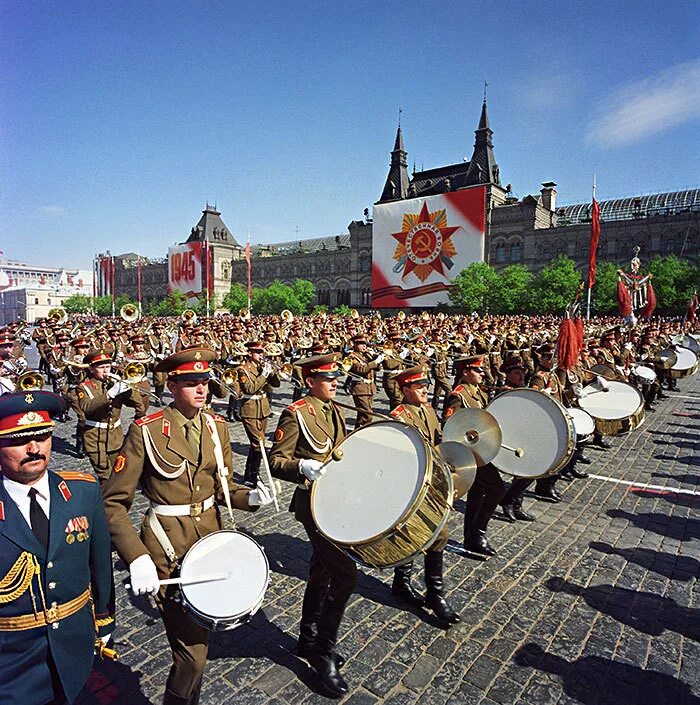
top-left (2, 470), bottom-right (51, 503)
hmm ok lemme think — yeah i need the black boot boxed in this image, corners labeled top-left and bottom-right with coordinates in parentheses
top-left (501, 502), bottom-right (517, 522)
top-left (74, 424), bottom-right (85, 459)
top-left (163, 690), bottom-right (190, 705)
top-left (392, 562), bottom-right (424, 607)
top-left (534, 485), bottom-right (562, 503)
top-left (297, 585), bottom-right (346, 668)
top-left (226, 396), bottom-right (236, 422)
top-left (593, 432), bottom-right (611, 449)
top-left (424, 551), bottom-right (460, 625)
top-left (243, 449), bottom-right (262, 487)
top-left (309, 596), bottom-right (349, 698)
top-left (465, 529), bottom-right (497, 556)
top-left (511, 499), bottom-right (536, 521)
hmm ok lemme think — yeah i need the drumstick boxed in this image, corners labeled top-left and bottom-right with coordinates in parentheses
top-left (125, 574), bottom-right (230, 590)
top-left (501, 444), bottom-right (525, 458)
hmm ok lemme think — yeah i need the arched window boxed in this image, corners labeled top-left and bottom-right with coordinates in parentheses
top-left (509, 241), bottom-right (522, 262)
top-left (495, 242), bottom-right (506, 264)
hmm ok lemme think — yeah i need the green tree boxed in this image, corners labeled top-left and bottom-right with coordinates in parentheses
top-left (252, 280), bottom-right (305, 315)
top-left (222, 284), bottom-right (249, 313)
top-left (333, 304), bottom-right (354, 316)
top-left (147, 291), bottom-right (189, 317)
top-left (491, 265), bottom-right (533, 314)
top-left (92, 295), bottom-right (114, 316)
top-left (528, 255), bottom-right (582, 314)
top-left (646, 255), bottom-right (697, 314)
top-left (449, 262), bottom-right (500, 312)
top-left (590, 261), bottom-right (619, 315)
top-left (291, 279), bottom-right (316, 312)
top-left (63, 294), bottom-right (92, 314)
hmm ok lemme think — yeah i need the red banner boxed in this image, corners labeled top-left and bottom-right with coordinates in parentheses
top-left (245, 241), bottom-right (252, 298)
top-left (587, 198), bottom-right (600, 288)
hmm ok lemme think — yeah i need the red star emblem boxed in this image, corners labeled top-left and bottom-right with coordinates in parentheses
top-left (391, 202), bottom-right (460, 282)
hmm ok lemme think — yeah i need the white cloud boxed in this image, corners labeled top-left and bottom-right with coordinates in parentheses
top-left (38, 205), bottom-right (67, 216)
top-left (517, 74), bottom-right (579, 110)
top-left (587, 58), bottom-right (700, 148)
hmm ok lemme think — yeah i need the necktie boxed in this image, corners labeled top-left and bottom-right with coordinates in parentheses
top-left (28, 488), bottom-right (49, 551)
top-left (184, 419), bottom-right (200, 455)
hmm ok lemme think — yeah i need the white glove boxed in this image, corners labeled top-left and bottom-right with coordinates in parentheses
top-left (299, 458), bottom-right (326, 482)
top-left (248, 481), bottom-right (274, 507)
top-left (262, 362), bottom-right (273, 377)
top-left (373, 354), bottom-right (385, 365)
top-left (107, 381), bottom-right (131, 399)
top-left (128, 554), bottom-right (160, 596)
top-left (624, 342), bottom-right (634, 351)
top-left (572, 383), bottom-right (584, 398)
top-left (99, 634), bottom-right (113, 645)
top-left (596, 375), bottom-right (611, 391)
top-left (400, 348), bottom-right (410, 359)
top-left (542, 387), bottom-right (553, 395)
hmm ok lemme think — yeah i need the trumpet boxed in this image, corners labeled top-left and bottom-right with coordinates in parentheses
top-left (339, 357), bottom-right (371, 383)
top-left (17, 371), bottom-right (45, 392)
top-left (239, 307), bottom-right (251, 321)
top-left (210, 364), bottom-right (241, 395)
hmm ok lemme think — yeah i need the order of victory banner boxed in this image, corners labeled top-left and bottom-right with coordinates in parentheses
top-left (371, 186), bottom-right (486, 308)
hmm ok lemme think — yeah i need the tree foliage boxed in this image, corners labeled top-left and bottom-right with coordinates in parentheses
top-left (63, 294), bottom-right (92, 314)
top-left (492, 265), bottom-right (533, 314)
top-left (222, 284), bottom-right (249, 314)
top-left (449, 262), bottom-right (501, 312)
top-left (590, 262), bottom-right (619, 315)
top-left (646, 255), bottom-right (697, 314)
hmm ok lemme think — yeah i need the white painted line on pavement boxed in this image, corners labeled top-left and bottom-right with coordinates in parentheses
top-left (588, 473), bottom-right (700, 496)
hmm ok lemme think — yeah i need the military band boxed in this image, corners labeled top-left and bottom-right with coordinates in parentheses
top-left (0, 308), bottom-right (697, 704)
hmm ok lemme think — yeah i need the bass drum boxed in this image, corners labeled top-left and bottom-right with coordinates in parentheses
top-left (486, 389), bottom-right (576, 479)
top-left (311, 421), bottom-right (453, 569)
top-left (578, 380), bottom-right (644, 436)
top-left (670, 346), bottom-right (698, 379)
top-left (567, 407), bottom-right (596, 442)
top-left (179, 530), bottom-right (269, 631)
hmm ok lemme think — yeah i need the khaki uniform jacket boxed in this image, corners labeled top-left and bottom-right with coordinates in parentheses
top-left (346, 351), bottom-right (378, 396)
top-left (443, 383), bottom-right (488, 421)
top-left (529, 369), bottom-right (564, 403)
top-left (390, 402), bottom-right (442, 447)
top-left (77, 378), bottom-right (142, 455)
top-left (238, 360), bottom-right (280, 419)
top-left (102, 406), bottom-right (255, 573)
top-left (269, 396), bottom-right (346, 520)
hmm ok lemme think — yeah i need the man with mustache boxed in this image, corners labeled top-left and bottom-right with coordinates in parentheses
top-left (102, 347), bottom-right (273, 705)
top-left (0, 390), bottom-right (115, 705)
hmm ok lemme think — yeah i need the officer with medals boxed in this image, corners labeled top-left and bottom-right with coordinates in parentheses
top-left (389, 367), bottom-right (460, 625)
top-left (76, 351), bottom-right (143, 484)
top-left (443, 356), bottom-right (505, 556)
top-left (0, 391), bottom-right (115, 705)
top-left (102, 347), bottom-right (272, 705)
top-left (269, 353), bottom-right (355, 698)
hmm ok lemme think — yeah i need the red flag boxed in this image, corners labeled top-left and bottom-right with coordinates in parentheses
top-left (137, 255), bottom-right (142, 308)
top-left (557, 318), bottom-right (579, 370)
top-left (587, 198), bottom-right (600, 288)
top-left (687, 292), bottom-right (699, 322)
top-left (617, 279), bottom-right (632, 317)
top-left (245, 241), bottom-right (252, 299)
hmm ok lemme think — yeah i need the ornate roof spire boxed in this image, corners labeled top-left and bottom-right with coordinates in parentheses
top-left (466, 92), bottom-right (499, 186)
top-left (378, 113), bottom-right (410, 203)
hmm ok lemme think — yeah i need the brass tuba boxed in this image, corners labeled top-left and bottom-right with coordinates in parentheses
top-left (123, 361), bottom-right (147, 383)
top-left (396, 310), bottom-right (406, 322)
top-left (48, 307), bottom-right (67, 325)
top-left (280, 309), bottom-right (294, 323)
top-left (120, 303), bottom-right (140, 322)
top-left (350, 308), bottom-right (360, 319)
top-left (239, 307), bottom-right (251, 321)
top-left (181, 309), bottom-right (197, 325)
top-left (17, 371), bottom-right (45, 391)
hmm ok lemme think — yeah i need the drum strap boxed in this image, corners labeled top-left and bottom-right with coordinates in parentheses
top-left (146, 508), bottom-right (178, 564)
top-left (142, 426), bottom-right (188, 479)
top-left (202, 413), bottom-right (234, 524)
top-left (295, 410), bottom-right (332, 455)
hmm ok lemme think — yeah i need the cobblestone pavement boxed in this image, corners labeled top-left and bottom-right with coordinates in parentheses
top-left (39, 365), bottom-right (699, 705)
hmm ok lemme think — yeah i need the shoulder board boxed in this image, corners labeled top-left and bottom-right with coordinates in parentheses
top-left (453, 385), bottom-right (464, 394)
top-left (135, 410), bottom-right (164, 427)
top-left (210, 413), bottom-right (226, 423)
top-left (54, 470), bottom-right (97, 484)
top-left (287, 399), bottom-right (307, 412)
top-left (390, 406), bottom-right (402, 418)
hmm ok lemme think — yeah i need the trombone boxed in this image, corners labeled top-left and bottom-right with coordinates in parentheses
top-left (339, 357), bottom-right (372, 383)
top-left (210, 364), bottom-right (242, 395)
top-left (17, 371), bottom-right (45, 392)
top-left (105, 362), bottom-right (161, 402)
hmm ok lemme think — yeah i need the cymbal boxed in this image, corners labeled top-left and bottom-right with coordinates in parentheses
top-left (442, 408), bottom-right (502, 466)
top-left (654, 349), bottom-right (678, 369)
top-left (437, 441), bottom-right (476, 499)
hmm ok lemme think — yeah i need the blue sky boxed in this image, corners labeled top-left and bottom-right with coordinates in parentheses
top-left (1, 1), bottom-right (699, 270)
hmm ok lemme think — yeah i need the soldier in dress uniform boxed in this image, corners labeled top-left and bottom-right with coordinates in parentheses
top-left (389, 367), bottom-right (460, 625)
top-left (237, 341), bottom-right (280, 487)
top-left (0, 391), bottom-right (115, 705)
top-left (345, 335), bottom-right (383, 428)
top-left (269, 354), bottom-right (356, 698)
top-left (102, 347), bottom-right (272, 705)
top-left (381, 330), bottom-right (406, 410)
top-left (64, 338), bottom-right (91, 458)
top-left (443, 356), bottom-right (505, 556)
top-left (76, 351), bottom-right (143, 484)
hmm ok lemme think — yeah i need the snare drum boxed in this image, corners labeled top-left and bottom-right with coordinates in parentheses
top-left (486, 389), bottom-right (576, 479)
top-left (566, 407), bottom-right (596, 441)
top-left (311, 421), bottom-right (453, 569)
top-left (578, 380), bottom-right (644, 436)
top-left (634, 365), bottom-right (657, 384)
top-left (670, 346), bottom-right (698, 379)
top-left (179, 530), bottom-right (269, 631)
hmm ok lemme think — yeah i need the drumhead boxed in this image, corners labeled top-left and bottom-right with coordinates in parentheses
top-left (487, 389), bottom-right (574, 478)
top-left (312, 421), bottom-right (428, 544)
top-left (567, 407), bottom-right (595, 437)
top-left (672, 346), bottom-right (697, 371)
top-left (180, 530), bottom-right (269, 619)
top-left (634, 365), bottom-right (656, 382)
top-left (578, 381), bottom-right (643, 420)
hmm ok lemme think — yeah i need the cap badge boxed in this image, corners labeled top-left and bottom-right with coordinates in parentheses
top-left (17, 411), bottom-right (40, 426)
top-left (24, 394), bottom-right (34, 405)
top-left (194, 351), bottom-right (202, 360)
top-left (194, 361), bottom-right (204, 371)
